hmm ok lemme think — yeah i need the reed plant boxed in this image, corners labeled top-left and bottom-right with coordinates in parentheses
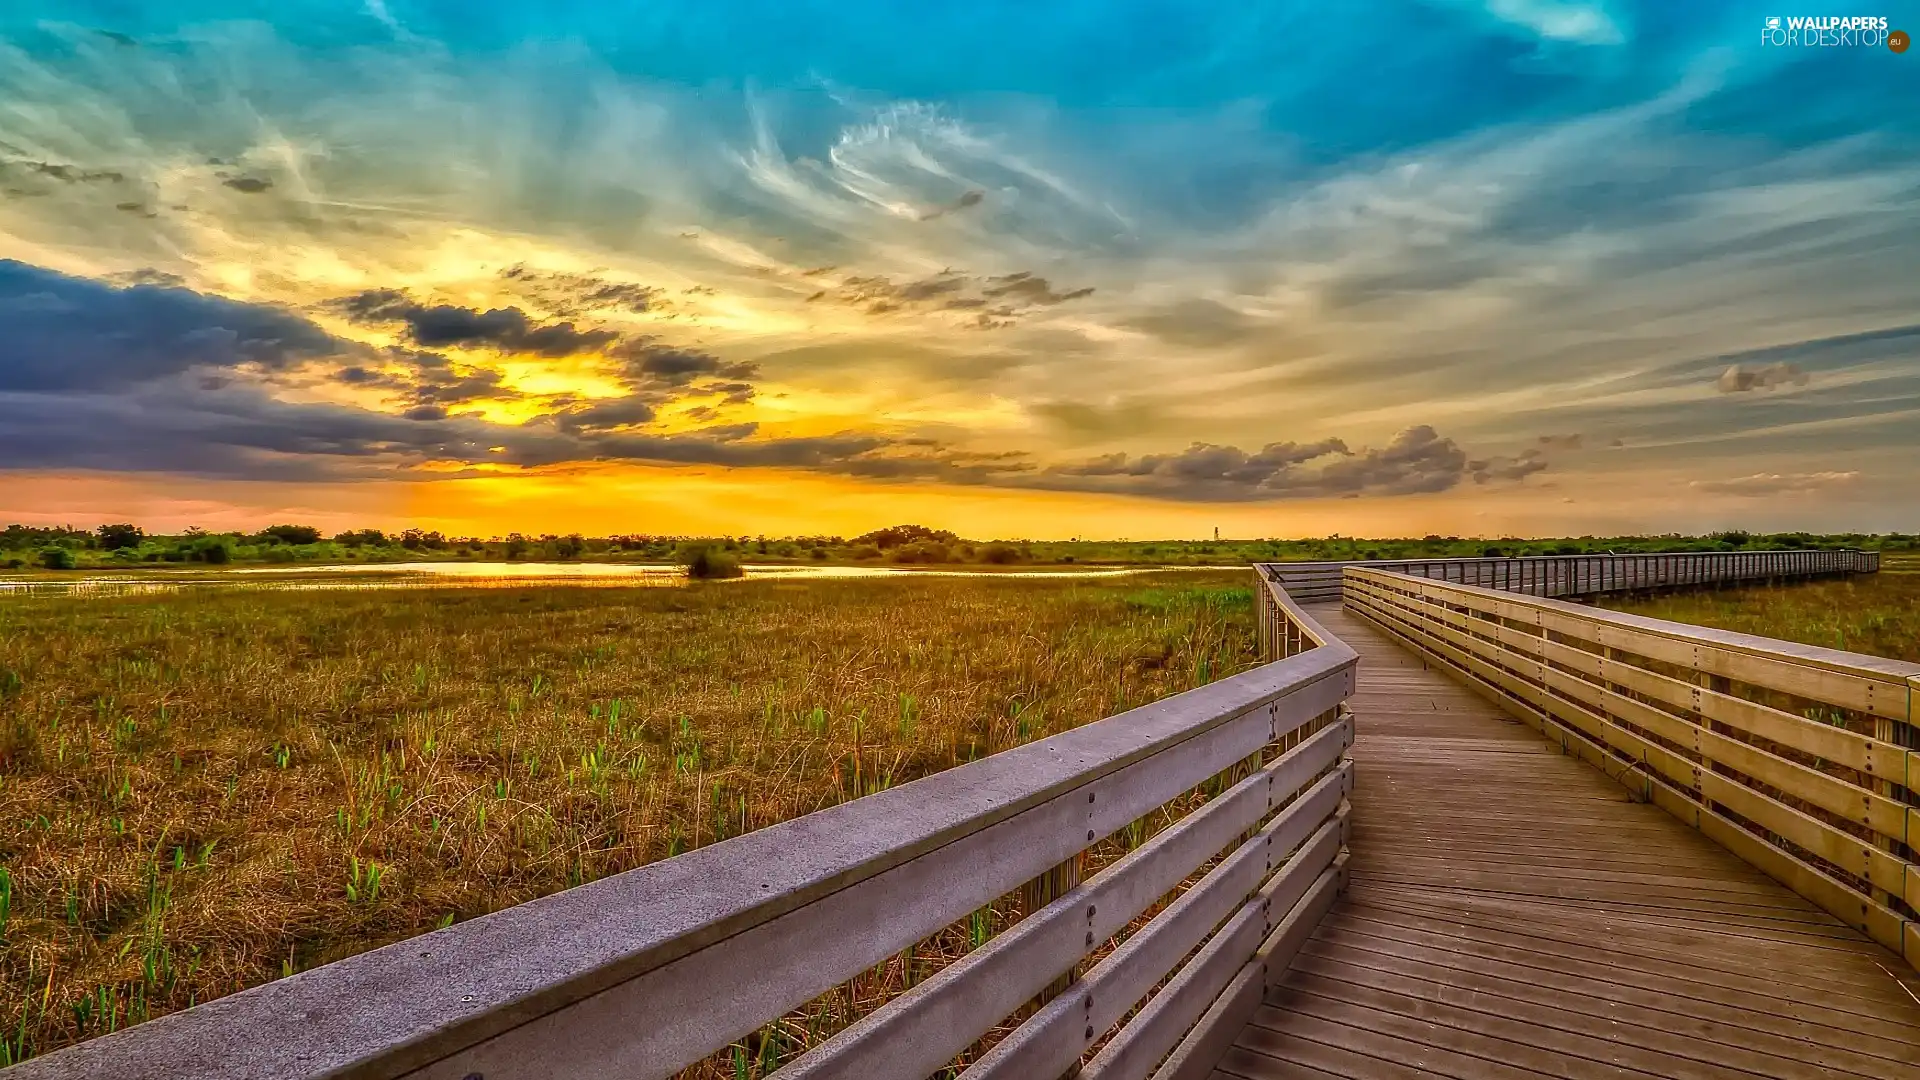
top-left (0, 571), bottom-right (1258, 1063)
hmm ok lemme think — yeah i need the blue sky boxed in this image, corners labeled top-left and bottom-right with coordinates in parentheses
top-left (1, 1), bottom-right (1915, 536)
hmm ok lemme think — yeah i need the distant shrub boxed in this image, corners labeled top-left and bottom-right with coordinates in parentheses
top-left (38, 546), bottom-right (75, 570)
top-left (96, 523), bottom-right (144, 550)
top-left (850, 544), bottom-right (883, 561)
top-left (259, 524), bottom-right (322, 545)
top-left (981, 543), bottom-right (1022, 565)
top-left (199, 539), bottom-right (233, 565)
top-left (682, 546), bottom-right (743, 580)
top-left (890, 541), bottom-right (951, 564)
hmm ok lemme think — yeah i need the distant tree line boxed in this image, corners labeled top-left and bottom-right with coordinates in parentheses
top-left (2, 521), bottom-right (1914, 572)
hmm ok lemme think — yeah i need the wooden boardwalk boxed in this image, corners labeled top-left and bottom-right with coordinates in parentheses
top-left (1211, 604), bottom-right (1920, 1080)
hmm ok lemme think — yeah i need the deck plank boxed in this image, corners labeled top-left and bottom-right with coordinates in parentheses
top-left (1213, 603), bottom-right (1920, 1079)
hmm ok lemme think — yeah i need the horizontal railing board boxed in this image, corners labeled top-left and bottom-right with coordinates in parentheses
top-left (1082, 851), bottom-right (1349, 1080)
top-left (972, 811), bottom-right (1348, 1080)
top-left (777, 721), bottom-right (1352, 1080)
top-left (1152, 851), bottom-right (1350, 1080)
top-left (16, 645), bottom-right (1354, 1080)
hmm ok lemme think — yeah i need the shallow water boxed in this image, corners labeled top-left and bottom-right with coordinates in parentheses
top-left (0, 561), bottom-right (1244, 597)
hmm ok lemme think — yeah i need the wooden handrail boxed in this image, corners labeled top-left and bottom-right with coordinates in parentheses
top-left (14, 577), bottom-right (1357, 1080)
top-left (1264, 547), bottom-right (1876, 603)
top-left (1343, 566), bottom-right (1920, 971)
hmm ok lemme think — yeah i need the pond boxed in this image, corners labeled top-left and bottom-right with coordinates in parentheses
top-left (0, 561), bottom-right (1247, 597)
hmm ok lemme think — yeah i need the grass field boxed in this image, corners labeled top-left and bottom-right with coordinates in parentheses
top-left (0, 571), bottom-right (1258, 1066)
top-left (1597, 553), bottom-right (1920, 663)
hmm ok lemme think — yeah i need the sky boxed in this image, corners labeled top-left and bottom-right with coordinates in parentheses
top-left (1, 2), bottom-right (1916, 539)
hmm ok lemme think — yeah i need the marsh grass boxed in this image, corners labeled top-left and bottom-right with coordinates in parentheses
top-left (0, 571), bottom-right (1258, 1064)
top-left (1598, 557), bottom-right (1920, 663)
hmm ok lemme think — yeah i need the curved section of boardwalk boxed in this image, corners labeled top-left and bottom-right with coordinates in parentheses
top-left (1212, 604), bottom-right (1920, 1080)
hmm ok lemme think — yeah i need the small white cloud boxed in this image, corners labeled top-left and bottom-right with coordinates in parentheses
top-left (1716, 361), bottom-right (1811, 393)
top-left (1689, 471), bottom-right (1860, 497)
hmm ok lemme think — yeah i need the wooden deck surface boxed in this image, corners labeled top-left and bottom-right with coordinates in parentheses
top-left (1210, 604), bottom-right (1920, 1080)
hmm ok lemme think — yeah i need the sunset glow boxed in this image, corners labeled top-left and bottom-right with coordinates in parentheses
top-left (3, 3), bottom-right (1916, 537)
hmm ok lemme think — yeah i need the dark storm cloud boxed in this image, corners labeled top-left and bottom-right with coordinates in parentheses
top-left (0, 259), bottom-right (348, 392)
top-left (334, 289), bottom-right (621, 357)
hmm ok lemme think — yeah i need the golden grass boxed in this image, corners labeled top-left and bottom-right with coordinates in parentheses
top-left (1597, 558), bottom-right (1920, 664)
top-left (0, 572), bottom-right (1259, 1065)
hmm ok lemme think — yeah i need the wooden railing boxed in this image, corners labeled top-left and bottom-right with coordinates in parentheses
top-left (1265, 547), bottom-right (1875, 603)
top-left (1344, 566), bottom-right (1920, 970)
top-left (15, 581), bottom-right (1356, 1080)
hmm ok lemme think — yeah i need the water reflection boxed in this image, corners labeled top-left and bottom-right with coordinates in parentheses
top-left (0, 561), bottom-right (1242, 597)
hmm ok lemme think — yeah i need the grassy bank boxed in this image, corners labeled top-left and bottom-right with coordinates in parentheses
top-left (1597, 554), bottom-right (1920, 663)
top-left (0, 571), bottom-right (1258, 1065)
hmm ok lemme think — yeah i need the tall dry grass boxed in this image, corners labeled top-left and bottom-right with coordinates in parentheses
top-left (0, 572), bottom-right (1258, 1065)
top-left (1597, 558), bottom-right (1920, 663)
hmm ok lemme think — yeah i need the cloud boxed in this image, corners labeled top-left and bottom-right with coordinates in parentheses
top-left (550, 396), bottom-right (658, 434)
top-left (1032, 426), bottom-right (1481, 502)
top-left (1122, 299), bottom-right (1261, 348)
top-left (1690, 471), bottom-right (1861, 497)
top-left (1460, 0), bottom-right (1628, 45)
top-left (221, 176), bottom-right (274, 194)
top-left (1468, 448), bottom-right (1549, 483)
top-left (808, 268), bottom-right (1093, 327)
top-left (334, 290), bottom-right (621, 357)
top-left (608, 339), bottom-right (759, 389)
top-left (917, 188), bottom-right (985, 221)
top-left (1535, 433), bottom-right (1583, 450)
top-left (497, 265), bottom-right (664, 316)
top-left (1716, 362), bottom-right (1810, 393)
top-left (0, 259), bottom-right (349, 392)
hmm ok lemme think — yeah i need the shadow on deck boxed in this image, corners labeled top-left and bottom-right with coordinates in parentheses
top-left (1211, 604), bottom-right (1920, 1080)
